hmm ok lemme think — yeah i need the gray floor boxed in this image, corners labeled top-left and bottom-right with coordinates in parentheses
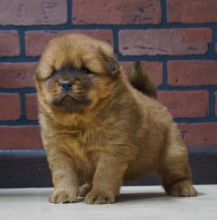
top-left (0, 185), bottom-right (216, 220)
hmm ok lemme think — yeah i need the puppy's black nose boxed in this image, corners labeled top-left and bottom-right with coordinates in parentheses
top-left (61, 80), bottom-right (72, 92)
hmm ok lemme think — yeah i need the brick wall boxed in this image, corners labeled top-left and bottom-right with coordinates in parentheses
top-left (0, 0), bottom-right (217, 150)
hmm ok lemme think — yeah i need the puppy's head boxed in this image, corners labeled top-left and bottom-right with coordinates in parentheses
top-left (35, 34), bottom-right (120, 114)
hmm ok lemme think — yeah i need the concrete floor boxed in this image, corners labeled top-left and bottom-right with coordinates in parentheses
top-left (0, 185), bottom-right (216, 220)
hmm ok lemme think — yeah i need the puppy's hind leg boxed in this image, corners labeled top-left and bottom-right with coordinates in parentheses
top-left (157, 124), bottom-right (197, 197)
top-left (79, 182), bottom-right (92, 197)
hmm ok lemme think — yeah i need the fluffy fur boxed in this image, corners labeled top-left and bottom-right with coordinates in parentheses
top-left (129, 61), bottom-right (157, 98)
top-left (35, 34), bottom-right (197, 204)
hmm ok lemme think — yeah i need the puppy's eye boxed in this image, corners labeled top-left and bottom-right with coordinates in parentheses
top-left (81, 67), bottom-right (92, 75)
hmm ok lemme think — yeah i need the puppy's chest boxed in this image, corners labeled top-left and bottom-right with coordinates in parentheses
top-left (55, 127), bottom-right (103, 162)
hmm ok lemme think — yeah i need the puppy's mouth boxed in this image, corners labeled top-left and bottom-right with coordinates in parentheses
top-left (52, 94), bottom-right (90, 113)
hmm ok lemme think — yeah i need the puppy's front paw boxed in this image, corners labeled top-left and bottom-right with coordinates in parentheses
top-left (49, 189), bottom-right (78, 203)
top-left (169, 181), bottom-right (197, 197)
top-left (84, 191), bottom-right (115, 204)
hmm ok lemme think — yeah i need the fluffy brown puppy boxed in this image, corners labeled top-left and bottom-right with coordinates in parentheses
top-left (35, 34), bottom-right (197, 204)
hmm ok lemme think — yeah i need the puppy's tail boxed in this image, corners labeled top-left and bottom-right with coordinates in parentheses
top-left (129, 61), bottom-right (157, 98)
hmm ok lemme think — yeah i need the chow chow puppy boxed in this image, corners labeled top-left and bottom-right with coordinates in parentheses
top-left (35, 33), bottom-right (197, 204)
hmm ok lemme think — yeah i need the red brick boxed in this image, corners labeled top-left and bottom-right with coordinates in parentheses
top-left (0, 63), bottom-right (36, 89)
top-left (26, 94), bottom-right (38, 120)
top-left (0, 94), bottom-right (21, 120)
top-left (25, 30), bottom-right (114, 56)
top-left (178, 123), bottom-right (217, 147)
top-left (168, 61), bottom-right (217, 86)
top-left (73, 0), bottom-right (161, 25)
top-left (0, 31), bottom-right (19, 57)
top-left (121, 61), bottom-right (163, 86)
top-left (0, 0), bottom-right (67, 25)
top-left (0, 126), bottom-right (42, 150)
top-left (158, 91), bottom-right (209, 118)
top-left (168, 0), bottom-right (217, 23)
top-left (119, 29), bottom-right (212, 56)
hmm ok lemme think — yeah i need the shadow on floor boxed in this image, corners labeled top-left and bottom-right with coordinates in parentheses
top-left (118, 192), bottom-right (167, 203)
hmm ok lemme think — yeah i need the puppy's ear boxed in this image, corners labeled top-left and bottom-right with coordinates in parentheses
top-left (35, 64), bottom-right (54, 81)
top-left (104, 57), bottom-right (120, 78)
top-left (98, 48), bottom-right (120, 78)
top-left (35, 69), bottom-right (42, 82)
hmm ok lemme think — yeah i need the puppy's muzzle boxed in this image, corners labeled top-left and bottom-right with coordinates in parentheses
top-left (61, 80), bottom-right (72, 92)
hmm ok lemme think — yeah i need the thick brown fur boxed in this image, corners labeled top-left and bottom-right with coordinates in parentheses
top-left (35, 33), bottom-right (197, 204)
